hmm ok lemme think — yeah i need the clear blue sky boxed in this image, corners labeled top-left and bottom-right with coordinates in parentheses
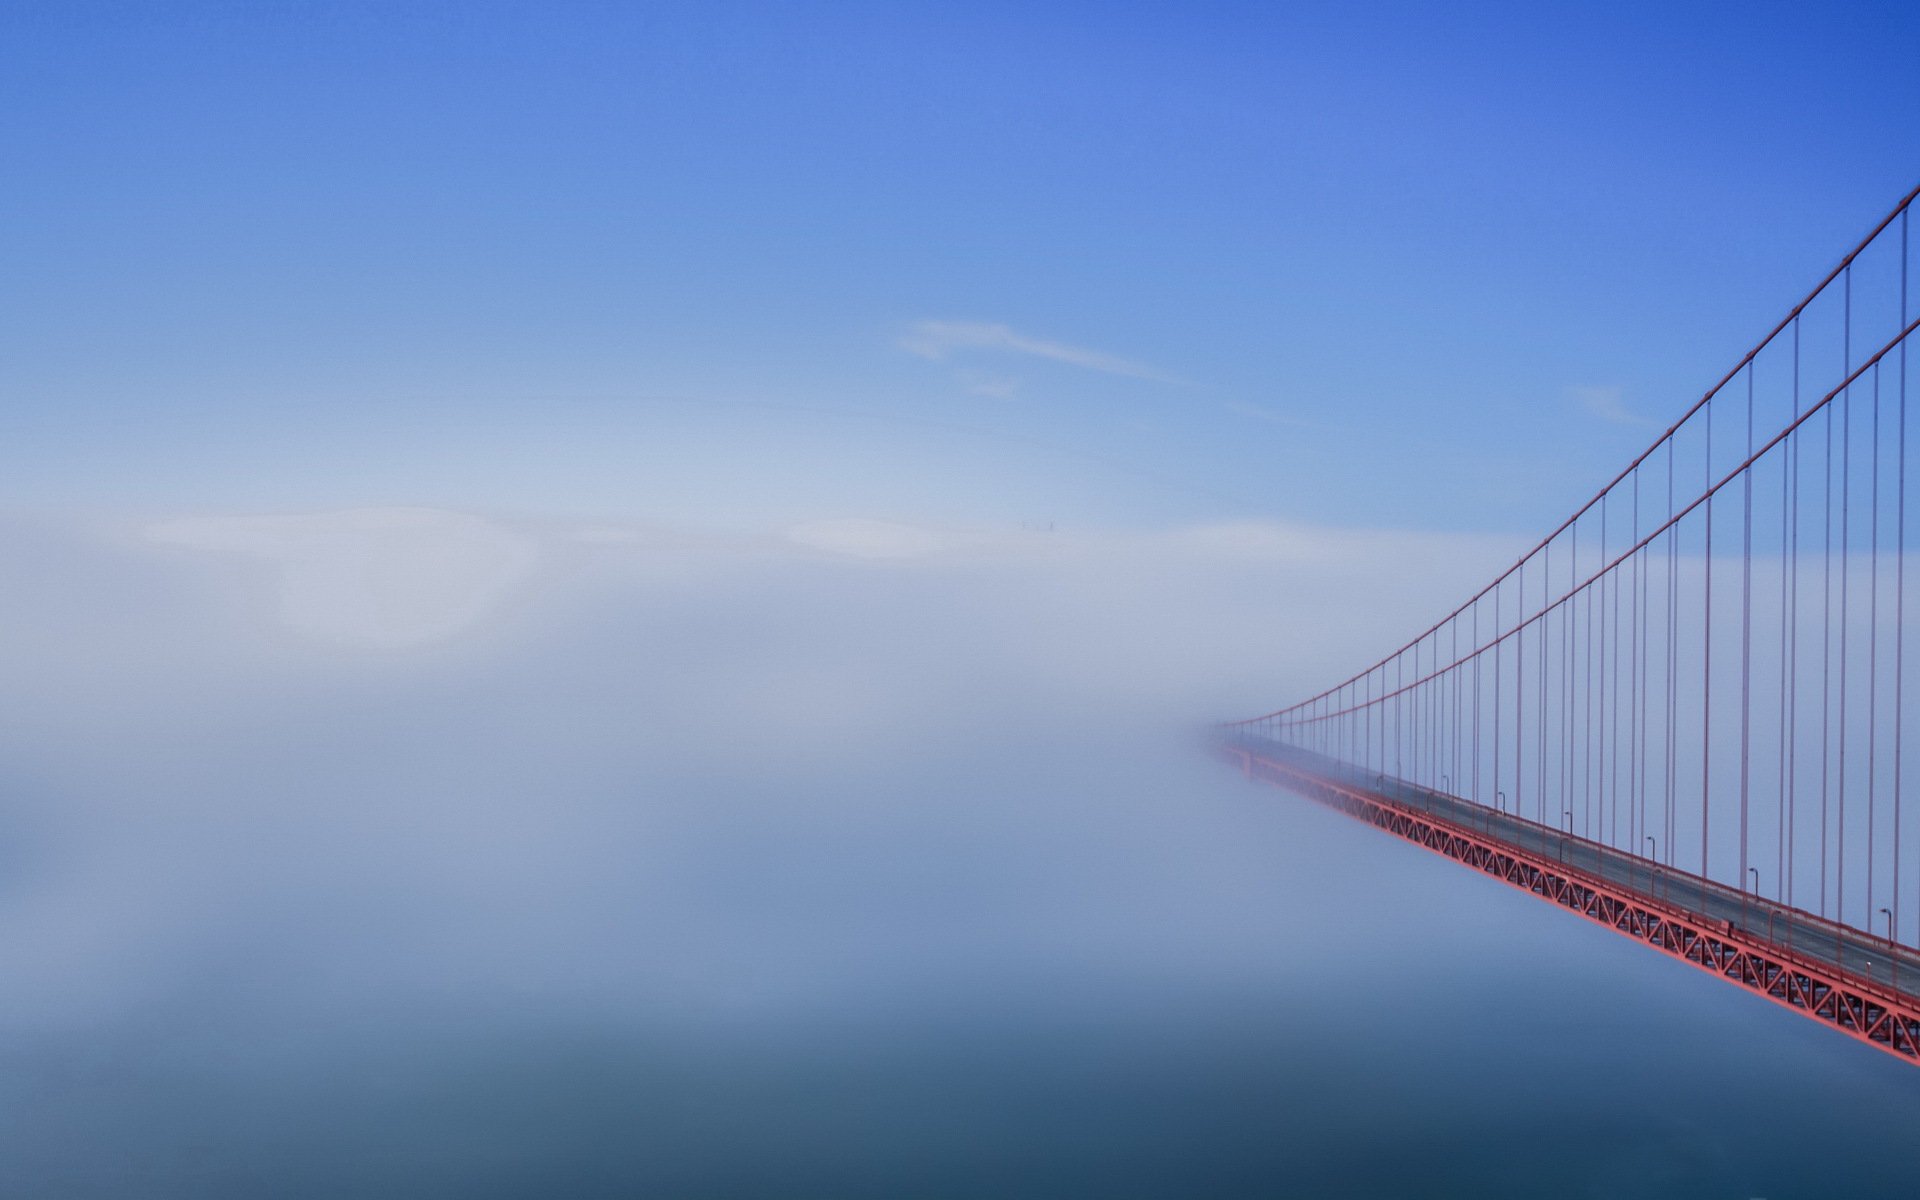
top-left (4, 0), bottom-right (1917, 532)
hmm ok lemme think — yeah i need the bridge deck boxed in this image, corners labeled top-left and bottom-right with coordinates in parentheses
top-left (1227, 735), bottom-right (1920, 1064)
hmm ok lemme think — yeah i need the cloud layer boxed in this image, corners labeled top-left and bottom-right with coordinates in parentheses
top-left (3, 507), bottom-right (1908, 1195)
top-left (1, 506), bottom-right (1517, 1032)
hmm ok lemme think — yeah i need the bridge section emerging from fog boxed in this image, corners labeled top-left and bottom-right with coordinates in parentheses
top-left (1227, 183), bottom-right (1920, 1066)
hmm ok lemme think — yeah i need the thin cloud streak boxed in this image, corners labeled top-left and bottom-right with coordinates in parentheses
top-left (900, 320), bottom-right (1189, 385)
top-left (1569, 385), bottom-right (1653, 428)
top-left (1225, 401), bottom-right (1334, 433)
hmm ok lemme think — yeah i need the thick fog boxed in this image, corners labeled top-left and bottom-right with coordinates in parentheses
top-left (2, 508), bottom-right (1507, 1021)
top-left (6, 507), bottom-right (1920, 1197)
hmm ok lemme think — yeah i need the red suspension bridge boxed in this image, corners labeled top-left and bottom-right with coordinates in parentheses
top-left (1225, 183), bottom-right (1920, 1067)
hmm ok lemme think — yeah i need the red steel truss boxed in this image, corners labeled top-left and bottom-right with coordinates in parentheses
top-left (1229, 741), bottom-right (1920, 1067)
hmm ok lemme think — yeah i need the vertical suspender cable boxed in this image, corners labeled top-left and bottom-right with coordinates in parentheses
top-left (1658, 439), bottom-right (1674, 860)
top-left (1790, 319), bottom-right (1802, 914)
top-left (1541, 539), bottom-right (1551, 825)
top-left (1775, 423), bottom-right (1785, 898)
top-left (1512, 566), bottom-right (1522, 816)
top-left (1824, 383), bottom-right (1835, 917)
top-left (1635, 466), bottom-right (1651, 852)
top-left (1869, 361), bottom-right (1881, 933)
top-left (1587, 518), bottom-right (1597, 839)
top-left (1840, 273), bottom-right (1853, 927)
top-left (1704, 393), bottom-right (1715, 879)
top-left (1897, 207), bottom-right (1909, 947)
top-left (1600, 497), bottom-right (1611, 844)
top-left (1742, 365), bottom-right (1755, 893)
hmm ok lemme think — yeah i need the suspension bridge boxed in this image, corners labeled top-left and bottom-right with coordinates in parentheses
top-left (1225, 183), bottom-right (1920, 1066)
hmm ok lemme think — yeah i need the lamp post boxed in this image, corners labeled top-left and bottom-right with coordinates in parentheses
top-left (1884, 908), bottom-right (1899, 993)
top-left (1647, 836), bottom-right (1658, 901)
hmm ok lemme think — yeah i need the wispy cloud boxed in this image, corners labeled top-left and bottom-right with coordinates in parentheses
top-left (900, 320), bottom-right (1187, 385)
top-left (1570, 386), bottom-right (1653, 427)
top-left (959, 372), bottom-right (1022, 400)
top-left (1225, 400), bottom-right (1331, 433)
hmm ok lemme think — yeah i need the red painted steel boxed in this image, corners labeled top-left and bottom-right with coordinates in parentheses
top-left (1230, 743), bottom-right (1920, 1066)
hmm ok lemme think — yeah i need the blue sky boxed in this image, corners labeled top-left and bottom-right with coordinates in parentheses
top-left (4, 0), bottom-right (1918, 533)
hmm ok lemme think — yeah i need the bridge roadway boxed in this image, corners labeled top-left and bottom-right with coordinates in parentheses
top-left (1229, 735), bottom-right (1920, 1002)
